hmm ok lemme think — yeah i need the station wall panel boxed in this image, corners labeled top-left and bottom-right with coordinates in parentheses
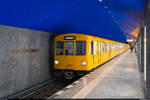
top-left (0, 25), bottom-right (54, 98)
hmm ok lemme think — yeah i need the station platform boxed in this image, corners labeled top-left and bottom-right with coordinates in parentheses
top-left (48, 50), bottom-right (144, 99)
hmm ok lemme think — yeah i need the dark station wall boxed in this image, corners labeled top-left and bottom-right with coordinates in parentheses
top-left (0, 25), bottom-right (54, 98)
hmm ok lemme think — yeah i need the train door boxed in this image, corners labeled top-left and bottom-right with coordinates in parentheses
top-left (100, 41), bottom-right (102, 64)
top-left (119, 43), bottom-right (121, 53)
top-left (109, 42), bottom-right (111, 58)
top-left (106, 42), bottom-right (108, 61)
top-left (101, 41), bottom-right (104, 64)
top-left (95, 41), bottom-right (100, 66)
top-left (91, 41), bottom-right (94, 66)
top-left (97, 41), bottom-right (101, 65)
top-left (64, 41), bottom-right (74, 69)
top-left (93, 41), bottom-right (97, 65)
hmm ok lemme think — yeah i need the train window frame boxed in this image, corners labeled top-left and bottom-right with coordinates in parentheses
top-left (106, 42), bottom-right (108, 52)
top-left (75, 41), bottom-right (86, 55)
top-left (55, 41), bottom-right (64, 55)
top-left (65, 41), bottom-right (74, 55)
top-left (102, 42), bottom-right (104, 52)
top-left (91, 41), bottom-right (94, 54)
top-left (113, 43), bottom-right (115, 50)
top-left (110, 43), bottom-right (112, 51)
top-left (97, 42), bottom-right (100, 54)
top-left (102, 42), bottom-right (107, 52)
top-left (107, 42), bottom-right (109, 52)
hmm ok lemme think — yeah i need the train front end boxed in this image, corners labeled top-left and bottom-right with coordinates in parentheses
top-left (54, 33), bottom-right (89, 79)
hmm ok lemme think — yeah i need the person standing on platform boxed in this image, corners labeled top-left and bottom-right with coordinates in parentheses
top-left (134, 44), bottom-right (137, 53)
top-left (130, 44), bottom-right (134, 53)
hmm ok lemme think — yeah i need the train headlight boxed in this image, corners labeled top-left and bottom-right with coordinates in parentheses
top-left (81, 61), bottom-right (86, 66)
top-left (55, 60), bottom-right (59, 64)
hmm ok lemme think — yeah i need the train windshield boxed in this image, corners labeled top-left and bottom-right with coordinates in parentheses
top-left (75, 41), bottom-right (86, 55)
top-left (65, 41), bottom-right (74, 55)
top-left (56, 41), bottom-right (86, 55)
top-left (56, 41), bottom-right (64, 55)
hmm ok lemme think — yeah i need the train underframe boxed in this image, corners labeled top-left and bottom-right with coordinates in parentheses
top-left (54, 69), bottom-right (89, 79)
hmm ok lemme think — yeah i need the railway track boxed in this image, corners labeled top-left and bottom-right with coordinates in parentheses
top-left (1, 76), bottom-right (81, 100)
top-left (18, 77), bottom-right (80, 99)
top-left (32, 79), bottom-right (73, 99)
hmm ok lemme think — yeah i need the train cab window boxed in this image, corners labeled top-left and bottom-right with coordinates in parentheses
top-left (56, 41), bottom-right (64, 55)
top-left (75, 41), bottom-right (86, 55)
top-left (65, 41), bottom-right (74, 55)
top-left (91, 41), bottom-right (94, 54)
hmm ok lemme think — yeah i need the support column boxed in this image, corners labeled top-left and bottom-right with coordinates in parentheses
top-left (141, 28), bottom-right (144, 72)
top-left (145, 10), bottom-right (150, 98)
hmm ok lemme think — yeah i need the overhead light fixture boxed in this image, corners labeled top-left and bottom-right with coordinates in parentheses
top-left (99, 0), bottom-right (102, 2)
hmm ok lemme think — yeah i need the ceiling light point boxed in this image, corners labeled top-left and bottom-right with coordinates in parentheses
top-left (104, 6), bottom-right (108, 9)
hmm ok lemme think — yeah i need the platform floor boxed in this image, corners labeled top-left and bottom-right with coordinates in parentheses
top-left (48, 50), bottom-right (144, 99)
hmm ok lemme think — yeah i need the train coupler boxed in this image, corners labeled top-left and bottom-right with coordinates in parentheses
top-left (64, 71), bottom-right (74, 79)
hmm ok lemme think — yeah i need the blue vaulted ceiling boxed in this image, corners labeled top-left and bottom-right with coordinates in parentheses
top-left (0, 0), bottom-right (148, 42)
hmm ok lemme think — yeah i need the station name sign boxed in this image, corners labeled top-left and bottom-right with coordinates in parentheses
top-left (11, 49), bottom-right (39, 54)
top-left (64, 36), bottom-right (76, 40)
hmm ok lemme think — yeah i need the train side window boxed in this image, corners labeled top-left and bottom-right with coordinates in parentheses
top-left (102, 42), bottom-right (104, 52)
top-left (107, 43), bottom-right (109, 52)
top-left (118, 44), bottom-right (120, 49)
top-left (106, 43), bottom-right (108, 52)
top-left (97, 42), bottom-right (100, 53)
top-left (91, 41), bottom-right (94, 54)
top-left (65, 41), bottom-right (74, 55)
top-left (56, 41), bottom-right (64, 55)
top-left (113, 43), bottom-right (115, 50)
top-left (110, 43), bottom-right (112, 51)
top-left (102, 42), bottom-right (107, 52)
top-left (75, 41), bottom-right (86, 55)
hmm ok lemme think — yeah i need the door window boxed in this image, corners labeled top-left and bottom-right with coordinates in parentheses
top-left (91, 41), bottom-right (94, 54)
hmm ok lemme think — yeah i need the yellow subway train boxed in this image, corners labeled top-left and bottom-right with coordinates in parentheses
top-left (54, 33), bottom-right (129, 79)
